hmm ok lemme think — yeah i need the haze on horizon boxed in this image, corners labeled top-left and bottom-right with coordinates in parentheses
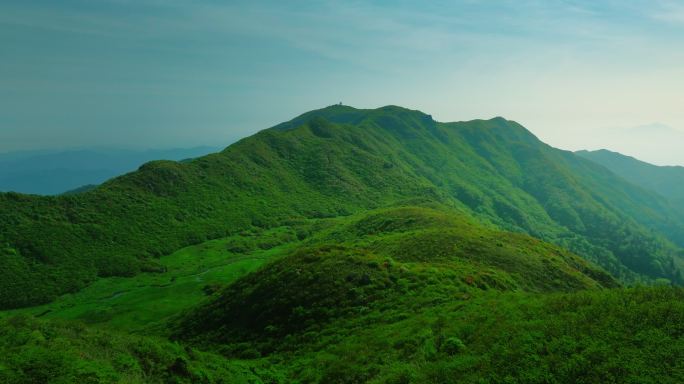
top-left (2, 0), bottom-right (683, 165)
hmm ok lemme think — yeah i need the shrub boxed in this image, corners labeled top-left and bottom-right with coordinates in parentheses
top-left (442, 337), bottom-right (466, 355)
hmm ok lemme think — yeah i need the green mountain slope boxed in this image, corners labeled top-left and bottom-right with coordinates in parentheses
top-left (295, 286), bottom-right (684, 383)
top-left (167, 207), bottom-right (680, 383)
top-left (577, 149), bottom-right (684, 209)
top-left (1, 105), bottom-right (683, 309)
top-left (174, 206), bottom-right (618, 347)
top-left (2, 208), bottom-right (681, 383)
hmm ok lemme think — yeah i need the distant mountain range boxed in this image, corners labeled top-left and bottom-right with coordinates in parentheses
top-left (0, 147), bottom-right (222, 195)
top-left (577, 149), bottom-right (684, 210)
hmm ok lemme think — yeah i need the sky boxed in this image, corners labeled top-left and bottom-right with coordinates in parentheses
top-left (1, 0), bottom-right (684, 165)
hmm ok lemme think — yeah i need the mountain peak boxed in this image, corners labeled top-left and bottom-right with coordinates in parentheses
top-left (271, 104), bottom-right (435, 133)
top-left (450, 115), bottom-right (539, 145)
top-left (272, 106), bottom-right (542, 149)
top-left (271, 104), bottom-right (366, 131)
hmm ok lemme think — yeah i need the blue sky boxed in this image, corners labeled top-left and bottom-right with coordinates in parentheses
top-left (2, 0), bottom-right (684, 164)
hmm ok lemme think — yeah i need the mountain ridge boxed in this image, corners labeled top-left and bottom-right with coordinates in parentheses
top-left (577, 149), bottom-right (684, 210)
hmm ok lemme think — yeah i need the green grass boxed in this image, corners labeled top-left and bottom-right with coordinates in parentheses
top-left (3, 205), bottom-right (617, 339)
top-left (0, 204), bottom-right (618, 338)
top-left (278, 286), bottom-right (684, 384)
top-left (174, 206), bottom-right (618, 348)
top-left (0, 206), bottom-right (682, 383)
top-left (4, 286), bottom-right (682, 383)
top-left (166, 207), bottom-right (682, 383)
top-left (2, 225), bottom-right (304, 332)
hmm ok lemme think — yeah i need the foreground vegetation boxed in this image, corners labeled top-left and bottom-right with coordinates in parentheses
top-left (2, 286), bottom-right (683, 383)
top-left (275, 286), bottom-right (684, 383)
top-left (4, 206), bottom-right (678, 383)
top-left (0, 287), bottom-right (684, 384)
top-left (0, 315), bottom-right (280, 383)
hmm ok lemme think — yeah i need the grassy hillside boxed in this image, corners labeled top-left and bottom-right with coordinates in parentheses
top-left (2, 206), bottom-right (615, 331)
top-left (174, 206), bottom-right (618, 347)
top-left (577, 149), bottom-right (684, 209)
top-left (166, 208), bottom-right (678, 383)
top-left (2, 105), bottom-right (684, 309)
top-left (265, 286), bottom-right (684, 383)
top-left (2, 206), bottom-right (682, 383)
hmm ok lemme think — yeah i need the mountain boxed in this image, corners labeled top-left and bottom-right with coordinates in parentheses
top-left (1, 105), bottom-right (684, 310)
top-left (577, 149), bottom-right (684, 209)
top-left (2, 106), bottom-right (684, 383)
top-left (0, 147), bottom-right (221, 195)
